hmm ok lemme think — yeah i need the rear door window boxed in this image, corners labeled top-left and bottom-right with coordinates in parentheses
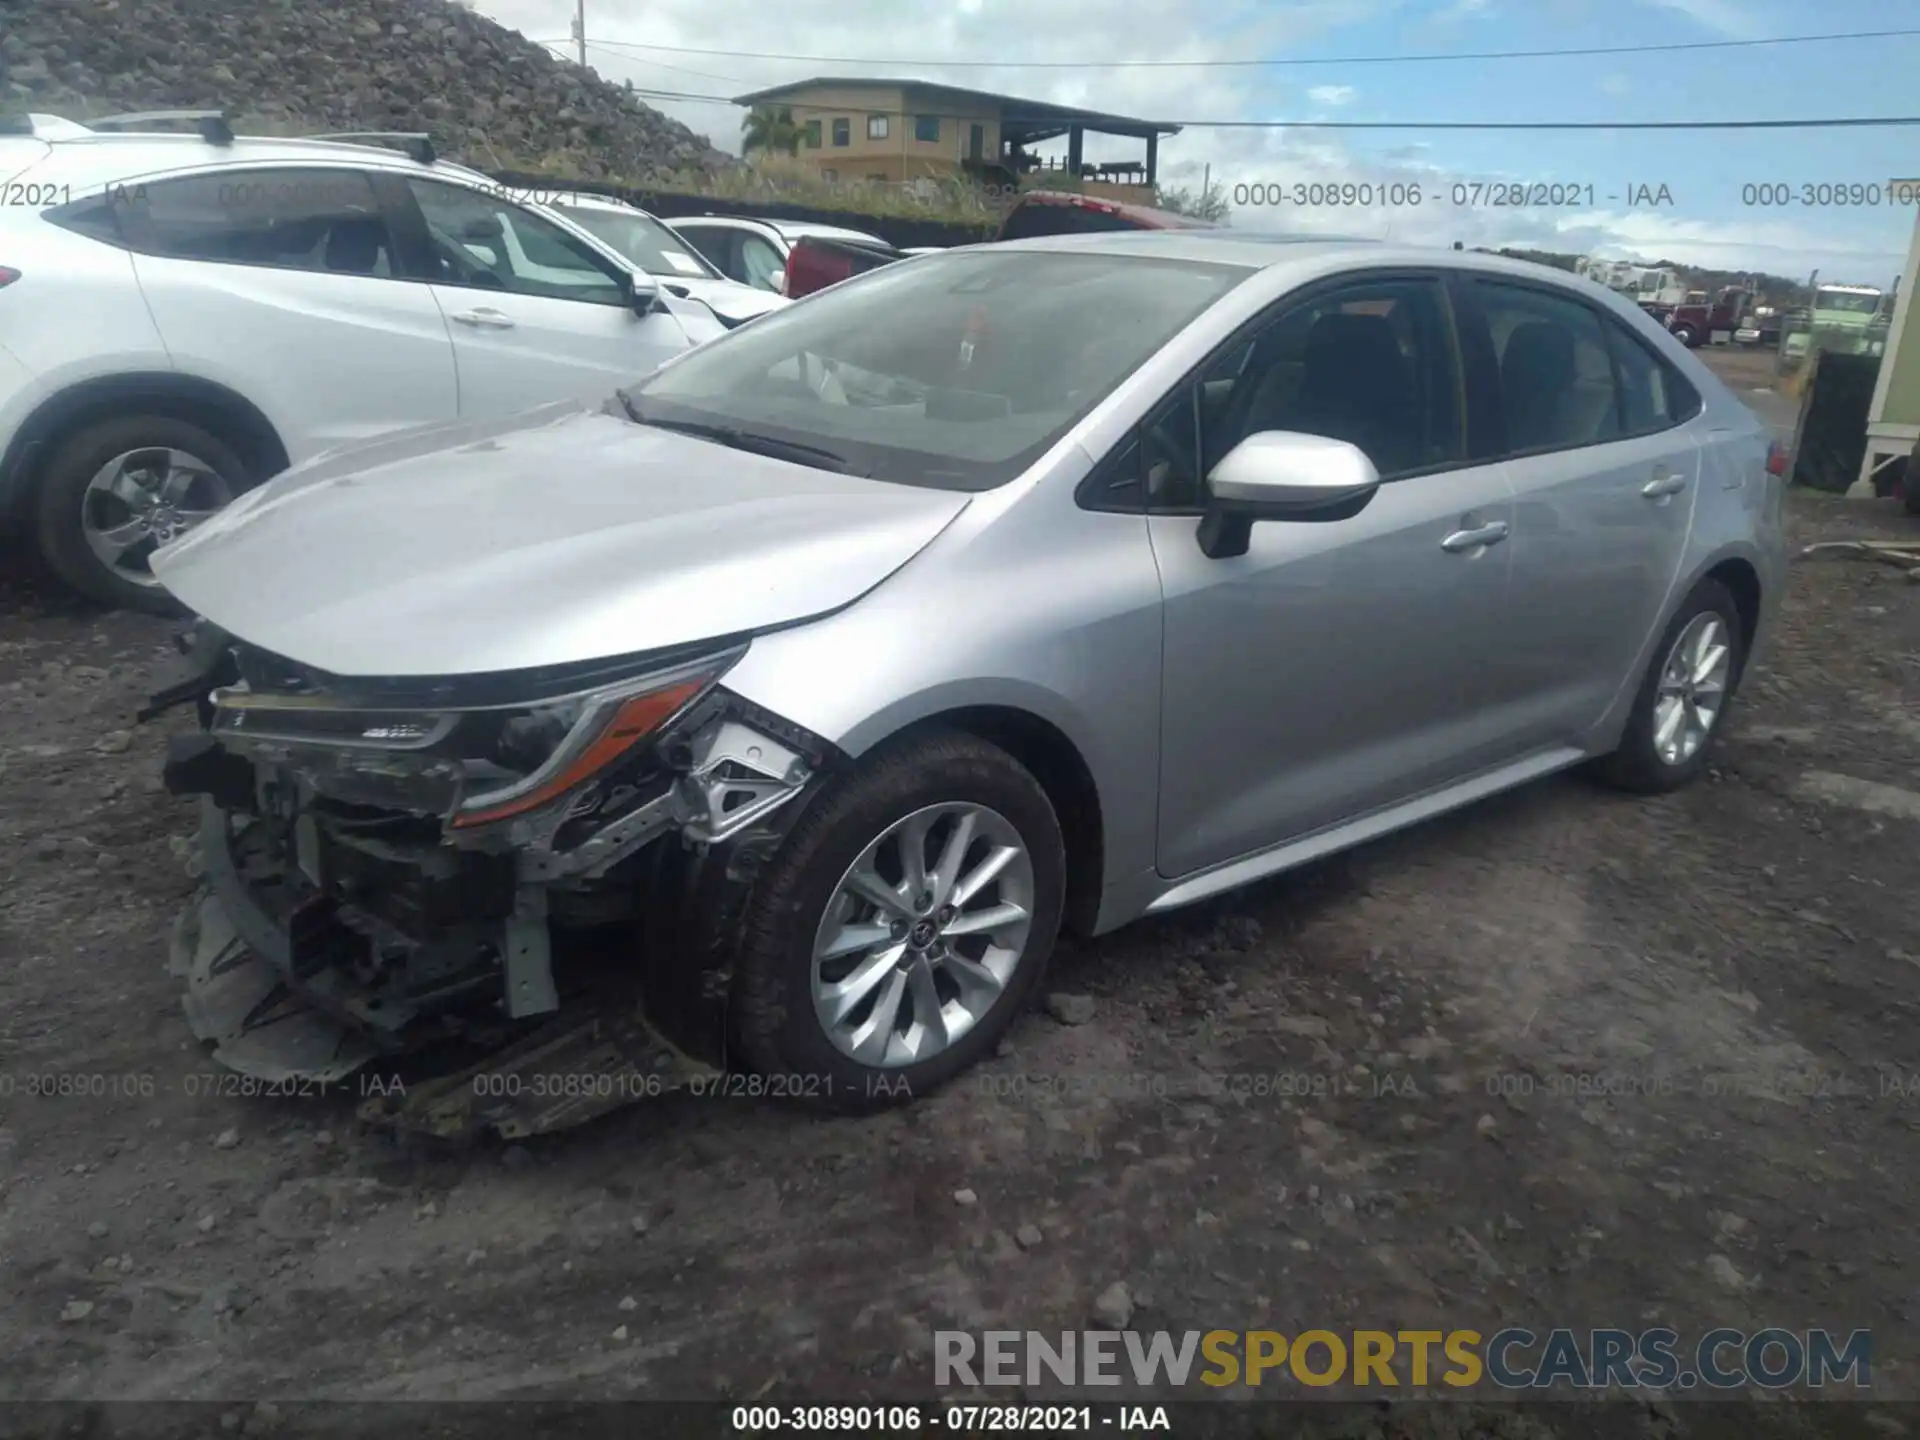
top-left (102, 167), bottom-right (398, 277)
top-left (1473, 281), bottom-right (1624, 454)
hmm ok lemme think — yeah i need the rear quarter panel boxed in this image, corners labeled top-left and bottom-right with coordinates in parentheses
top-left (0, 213), bottom-right (173, 519)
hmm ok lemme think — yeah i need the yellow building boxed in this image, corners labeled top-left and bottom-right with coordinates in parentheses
top-left (731, 77), bottom-right (1181, 205)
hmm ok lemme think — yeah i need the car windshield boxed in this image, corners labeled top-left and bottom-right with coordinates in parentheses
top-left (557, 205), bottom-right (722, 281)
top-left (621, 250), bottom-right (1250, 491)
top-left (1815, 289), bottom-right (1881, 315)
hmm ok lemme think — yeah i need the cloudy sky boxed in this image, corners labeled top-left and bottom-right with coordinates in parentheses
top-left (475, 0), bottom-right (1919, 283)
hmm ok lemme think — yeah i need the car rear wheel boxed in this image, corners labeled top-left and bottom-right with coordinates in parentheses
top-left (731, 731), bottom-right (1066, 1111)
top-left (1590, 579), bottom-right (1745, 794)
top-left (34, 415), bottom-right (250, 614)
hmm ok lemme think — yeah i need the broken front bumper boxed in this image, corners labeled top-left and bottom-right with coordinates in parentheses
top-left (154, 666), bottom-right (835, 1135)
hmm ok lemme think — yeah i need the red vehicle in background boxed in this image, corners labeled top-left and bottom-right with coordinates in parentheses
top-left (781, 190), bottom-right (1213, 299)
top-left (992, 190), bottom-right (1213, 241)
top-left (781, 233), bottom-right (902, 300)
top-left (1651, 286), bottom-right (1754, 348)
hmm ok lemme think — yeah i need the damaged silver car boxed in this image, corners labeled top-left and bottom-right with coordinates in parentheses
top-left (142, 234), bottom-right (1784, 1136)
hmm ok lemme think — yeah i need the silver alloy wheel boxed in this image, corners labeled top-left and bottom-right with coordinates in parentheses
top-left (1652, 612), bottom-right (1732, 765)
top-left (810, 802), bottom-right (1035, 1067)
top-left (82, 447), bottom-right (234, 588)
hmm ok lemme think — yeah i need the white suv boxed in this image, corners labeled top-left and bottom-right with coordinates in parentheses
top-left (538, 192), bottom-right (788, 329)
top-left (0, 111), bottom-right (724, 611)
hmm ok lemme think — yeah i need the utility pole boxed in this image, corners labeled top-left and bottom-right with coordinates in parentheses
top-left (572, 0), bottom-right (586, 66)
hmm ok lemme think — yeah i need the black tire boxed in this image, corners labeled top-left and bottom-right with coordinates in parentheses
top-left (33, 414), bottom-right (252, 614)
top-left (1590, 579), bottom-right (1746, 795)
top-left (731, 731), bottom-right (1066, 1113)
top-left (1670, 324), bottom-right (1699, 348)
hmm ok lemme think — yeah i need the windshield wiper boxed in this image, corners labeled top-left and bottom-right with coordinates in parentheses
top-left (616, 400), bottom-right (859, 475)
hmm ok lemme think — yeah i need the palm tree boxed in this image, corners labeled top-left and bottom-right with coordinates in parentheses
top-left (741, 106), bottom-right (803, 158)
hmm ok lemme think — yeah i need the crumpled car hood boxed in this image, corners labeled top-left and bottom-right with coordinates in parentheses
top-left (660, 276), bottom-right (787, 325)
top-left (152, 399), bottom-right (969, 678)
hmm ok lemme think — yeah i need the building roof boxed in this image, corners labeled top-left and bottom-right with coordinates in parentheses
top-left (731, 78), bottom-right (1181, 144)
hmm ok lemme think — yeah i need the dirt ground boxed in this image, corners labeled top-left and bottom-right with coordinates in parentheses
top-left (1, 350), bottom-right (1917, 1417)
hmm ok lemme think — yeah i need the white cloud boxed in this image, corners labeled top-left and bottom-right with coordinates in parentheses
top-left (1306, 84), bottom-right (1358, 106)
top-left (1433, 0), bottom-right (1493, 21)
top-left (1598, 72), bottom-right (1631, 95)
top-left (1207, 132), bottom-right (1906, 280)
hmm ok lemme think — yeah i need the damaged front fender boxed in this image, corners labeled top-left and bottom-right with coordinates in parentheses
top-left (159, 674), bottom-right (841, 1138)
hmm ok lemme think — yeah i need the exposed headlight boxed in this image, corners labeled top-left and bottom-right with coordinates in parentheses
top-left (210, 651), bottom-right (738, 828)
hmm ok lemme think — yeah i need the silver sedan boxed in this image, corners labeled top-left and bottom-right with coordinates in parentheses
top-left (151, 232), bottom-right (1786, 1113)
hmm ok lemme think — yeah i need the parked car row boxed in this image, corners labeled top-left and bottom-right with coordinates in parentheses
top-left (132, 222), bottom-right (1784, 1129)
top-left (0, 112), bottom-right (795, 611)
top-left (0, 109), bottom-right (1213, 611)
top-left (0, 112), bottom-right (1787, 1129)
top-left (668, 191), bottom-right (1210, 301)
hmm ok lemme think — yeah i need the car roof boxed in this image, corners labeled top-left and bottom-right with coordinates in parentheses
top-left (1004, 189), bottom-right (1210, 231)
top-left (986, 228), bottom-right (1624, 283)
top-left (10, 123), bottom-right (497, 193)
top-left (544, 191), bottom-right (649, 217)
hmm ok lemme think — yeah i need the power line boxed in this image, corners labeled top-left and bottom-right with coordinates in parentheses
top-left (582, 40), bottom-right (741, 85)
top-left (614, 85), bottom-right (1920, 130)
top-left (573, 25), bottom-right (1920, 71)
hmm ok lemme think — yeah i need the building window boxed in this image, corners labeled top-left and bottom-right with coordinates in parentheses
top-left (820, 168), bottom-right (839, 182)
top-left (867, 114), bottom-right (890, 141)
top-left (803, 119), bottom-right (821, 149)
top-left (831, 117), bottom-right (850, 147)
top-left (914, 115), bottom-right (940, 143)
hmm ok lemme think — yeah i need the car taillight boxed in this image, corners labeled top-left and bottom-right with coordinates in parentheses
top-left (0, 267), bottom-right (19, 288)
top-left (1766, 440), bottom-right (1787, 476)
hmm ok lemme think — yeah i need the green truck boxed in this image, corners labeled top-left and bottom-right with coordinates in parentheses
top-left (1782, 282), bottom-right (1889, 365)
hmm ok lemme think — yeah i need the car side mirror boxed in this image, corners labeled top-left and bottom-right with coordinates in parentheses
top-left (459, 216), bottom-right (504, 242)
top-left (1195, 431), bottom-right (1381, 559)
top-left (621, 269), bottom-right (661, 316)
top-left (770, 270), bottom-right (789, 296)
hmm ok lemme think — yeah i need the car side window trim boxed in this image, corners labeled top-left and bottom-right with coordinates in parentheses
top-left (1079, 267), bottom-right (1476, 517)
top-left (1600, 318), bottom-right (1705, 437)
top-left (1074, 432), bottom-right (1146, 514)
top-left (368, 171), bottom-right (442, 281)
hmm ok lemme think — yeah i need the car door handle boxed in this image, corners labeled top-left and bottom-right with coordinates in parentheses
top-left (1641, 470), bottom-right (1688, 498)
top-left (449, 308), bottom-right (515, 330)
top-left (1441, 520), bottom-right (1509, 553)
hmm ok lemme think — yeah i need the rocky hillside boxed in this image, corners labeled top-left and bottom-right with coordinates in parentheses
top-left (0, 0), bottom-right (735, 183)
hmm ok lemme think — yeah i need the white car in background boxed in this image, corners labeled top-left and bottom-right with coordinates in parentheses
top-left (666, 215), bottom-right (897, 294)
top-left (0, 111), bottom-right (724, 611)
top-left (538, 192), bottom-right (788, 329)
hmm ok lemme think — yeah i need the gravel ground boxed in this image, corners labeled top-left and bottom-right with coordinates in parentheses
top-left (1, 352), bottom-right (1917, 1414)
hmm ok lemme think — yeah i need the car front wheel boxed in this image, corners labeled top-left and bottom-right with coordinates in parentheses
top-left (34, 415), bottom-right (250, 614)
top-left (731, 731), bottom-right (1066, 1110)
top-left (1591, 579), bottom-right (1745, 794)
